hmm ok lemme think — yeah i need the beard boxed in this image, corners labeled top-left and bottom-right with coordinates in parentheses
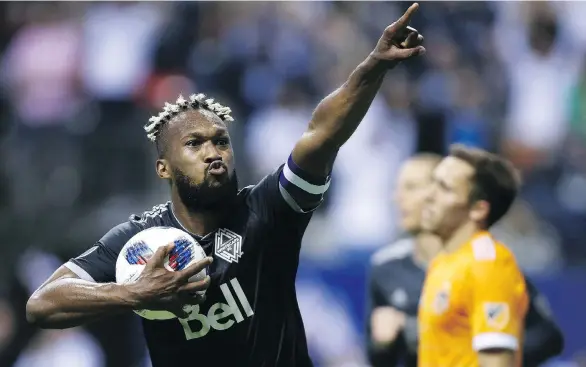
top-left (172, 167), bottom-right (239, 212)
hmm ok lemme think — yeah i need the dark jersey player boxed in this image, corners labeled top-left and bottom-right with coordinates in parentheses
top-left (366, 154), bottom-right (564, 367)
top-left (25, 4), bottom-right (426, 367)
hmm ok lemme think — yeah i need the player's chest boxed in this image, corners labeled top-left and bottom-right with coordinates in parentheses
top-left (419, 260), bottom-right (472, 331)
top-left (191, 212), bottom-right (274, 288)
top-left (174, 222), bottom-right (263, 341)
top-left (380, 269), bottom-right (424, 315)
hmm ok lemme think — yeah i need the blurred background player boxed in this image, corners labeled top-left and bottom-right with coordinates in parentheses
top-left (418, 144), bottom-right (529, 367)
top-left (366, 153), bottom-right (563, 367)
top-left (25, 4), bottom-right (425, 367)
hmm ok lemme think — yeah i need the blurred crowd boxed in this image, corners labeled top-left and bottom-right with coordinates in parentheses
top-left (0, 2), bottom-right (585, 367)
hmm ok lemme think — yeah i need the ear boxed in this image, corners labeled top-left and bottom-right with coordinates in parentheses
top-left (156, 159), bottom-right (172, 179)
top-left (469, 200), bottom-right (490, 224)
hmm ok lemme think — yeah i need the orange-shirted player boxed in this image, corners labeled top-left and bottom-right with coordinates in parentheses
top-left (418, 144), bottom-right (529, 367)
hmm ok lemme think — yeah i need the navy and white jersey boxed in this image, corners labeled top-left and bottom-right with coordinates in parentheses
top-left (366, 238), bottom-right (564, 367)
top-left (65, 156), bottom-right (330, 367)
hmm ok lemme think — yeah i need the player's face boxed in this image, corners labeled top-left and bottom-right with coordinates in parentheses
top-left (393, 159), bottom-right (435, 233)
top-left (158, 109), bottom-right (238, 210)
top-left (421, 157), bottom-right (474, 238)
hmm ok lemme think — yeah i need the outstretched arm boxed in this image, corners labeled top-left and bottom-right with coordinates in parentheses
top-left (291, 3), bottom-right (425, 177)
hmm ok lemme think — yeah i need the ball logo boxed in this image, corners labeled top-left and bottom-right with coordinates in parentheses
top-left (125, 241), bottom-right (154, 265)
top-left (115, 226), bottom-right (208, 320)
top-left (168, 237), bottom-right (194, 271)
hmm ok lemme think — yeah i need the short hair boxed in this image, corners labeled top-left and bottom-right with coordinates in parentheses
top-left (410, 152), bottom-right (442, 168)
top-left (144, 93), bottom-right (234, 143)
top-left (449, 144), bottom-right (521, 227)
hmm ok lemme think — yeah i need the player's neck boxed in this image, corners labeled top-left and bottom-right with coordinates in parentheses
top-left (442, 221), bottom-right (481, 253)
top-left (413, 232), bottom-right (442, 267)
top-left (171, 198), bottom-right (225, 236)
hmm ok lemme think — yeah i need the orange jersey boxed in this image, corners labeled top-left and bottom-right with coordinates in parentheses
top-left (418, 231), bottom-right (528, 367)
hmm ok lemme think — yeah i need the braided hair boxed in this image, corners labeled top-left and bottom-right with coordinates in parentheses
top-left (144, 93), bottom-right (234, 143)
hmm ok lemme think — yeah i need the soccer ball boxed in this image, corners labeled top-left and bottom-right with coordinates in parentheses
top-left (115, 226), bottom-right (208, 320)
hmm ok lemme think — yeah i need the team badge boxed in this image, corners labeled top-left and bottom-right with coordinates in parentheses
top-left (215, 228), bottom-right (243, 263)
top-left (391, 288), bottom-right (408, 309)
top-left (432, 282), bottom-right (451, 314)
top-left (484, 302), bottom-right (510, 330)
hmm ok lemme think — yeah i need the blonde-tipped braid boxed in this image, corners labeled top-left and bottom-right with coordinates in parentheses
top-left (144, 93), bottom-right (234, 143)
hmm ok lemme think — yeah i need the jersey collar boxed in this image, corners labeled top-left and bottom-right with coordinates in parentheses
top-left (168, 202), bottom-right (215, 241)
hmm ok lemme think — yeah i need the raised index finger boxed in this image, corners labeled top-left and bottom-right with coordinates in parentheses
top-left (396, 3), bottom-right (419, 30)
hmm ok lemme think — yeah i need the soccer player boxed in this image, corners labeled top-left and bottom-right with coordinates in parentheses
top-left (367, 154), bottom-right (564, 367)
top-left (418, 145), bottom-right (529, 367)
top-left (25, 4), bottom-right (426, 367)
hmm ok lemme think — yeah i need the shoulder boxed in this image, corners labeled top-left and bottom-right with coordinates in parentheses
top-left (241, 163), bottom-right (316, 220)
top-left (129, 202), bottom-right (172, 227)
top-left (240, 165), bottom-right (282, 206)
top-left (463, 234), bottom-right (524, 284)
top-left (237, 184), bottom-right (255, 202)
top-left (464, 233), bottom-right (518, 265)
top-left (99, 202), bottom-right (171, 248)
top-left (370, 237), bottom-right (414, 268)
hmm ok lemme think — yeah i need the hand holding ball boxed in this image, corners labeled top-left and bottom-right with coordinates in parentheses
top-left (116, 227), bottom-right (212, 320)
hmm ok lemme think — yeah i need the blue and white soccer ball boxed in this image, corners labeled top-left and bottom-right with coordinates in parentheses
top-left (115, 226), bottom-right (208, 320)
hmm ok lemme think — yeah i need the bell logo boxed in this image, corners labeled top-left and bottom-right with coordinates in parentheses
top-left (179, 278), bottom-right (254, 340)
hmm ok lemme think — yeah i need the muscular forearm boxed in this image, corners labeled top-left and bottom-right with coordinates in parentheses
top-left (310, 56), bottom-right (387, 147)
top-left (26, 277), bottom-right (135, 329)
top-left (292, 56), bottom-right (388, 176)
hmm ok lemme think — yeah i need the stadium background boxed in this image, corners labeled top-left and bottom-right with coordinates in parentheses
top-left (0, 1), bottom-right (585, 366)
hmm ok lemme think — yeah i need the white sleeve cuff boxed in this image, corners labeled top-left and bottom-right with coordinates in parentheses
top-left (282, 163), bottom-right (330, 195)
top-left (472, 332), bottom-right (518, 351)
top-left (64, 261), bottom-right (96, 282)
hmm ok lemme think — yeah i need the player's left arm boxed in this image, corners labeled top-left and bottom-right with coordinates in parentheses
top-left (469, 251), bottom-right (529, 367)
top-left (281, 4), bottom-right (424, 212)
top-left (521, 278), bottom-right (564, 367)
